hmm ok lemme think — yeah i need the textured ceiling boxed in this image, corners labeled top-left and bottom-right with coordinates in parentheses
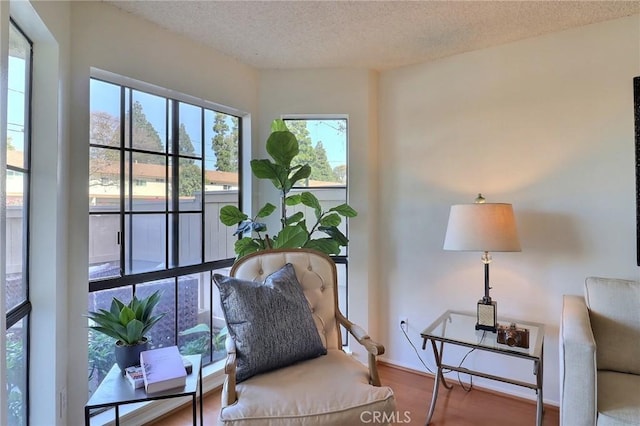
top-left (105, 0), bottom-right (640, 71)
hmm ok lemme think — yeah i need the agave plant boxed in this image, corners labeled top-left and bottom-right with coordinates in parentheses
top-left (87, 290), bottom-right (165, 346)
top-left (220, 119), bottom-right (357, 258)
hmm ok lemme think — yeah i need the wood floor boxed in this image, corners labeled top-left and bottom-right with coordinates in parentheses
top-left (147, 362), bottom-right (559, 425)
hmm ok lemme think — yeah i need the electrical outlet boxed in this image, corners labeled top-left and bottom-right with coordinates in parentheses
top-left (399, 316), bottom-right (408, 331)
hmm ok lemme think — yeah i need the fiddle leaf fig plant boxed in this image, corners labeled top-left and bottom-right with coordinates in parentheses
top-left (220, 119), bottom-right (357, 259)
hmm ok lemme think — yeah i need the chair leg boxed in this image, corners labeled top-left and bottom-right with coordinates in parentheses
top-left (369, 353), bottom-right (381, 386)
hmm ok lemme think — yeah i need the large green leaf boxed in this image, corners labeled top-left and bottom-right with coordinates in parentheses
top-left (139, 290), bottom-right (162, 323)
top-left (250, 159), bottom-right (279, 180)
top-left (124, 319), bottom-right (145, 345)
top-left (304, 238), bottom-right (341, 255)
top-left (88, 311), bottom-right (127, 341)
top-left (141, 314), bottom-right (165, 337)
top-left (89, 325), bottom-right (127, 342)
top-left (285, 194), bottom-right (302, 206)
top-left (300, 192), bottom-right (322, 219)
top-left (285, 211), bottom-right (304, 225)
top-left (235, 237), bottom-right (262, 258)
top-left (251, 159), bottom-right (289, 190)
top-left (300, 192), bottom-right (321, 210)
top-left (110, 298), bottom-right (126, 317)
top-left (288, 164), bottom-right (311, 189)
top-left (266, 131), bottom-right (299, 167)
top-left (319, 226), bottom-right (349, 246)
top-left (220, 205), bottom-right (248, 226)
top-left (272, 225), bottom-right (308, 249)
top-left (319, 213), bottom-right (341, 227)
top-left (329, 203), bottom-right (358, 218)
top-left (119, 306), bottom-right (136, 326)
top-left (256, 203), bottom-right (276, 218)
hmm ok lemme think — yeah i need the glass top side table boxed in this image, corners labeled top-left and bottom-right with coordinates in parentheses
top-left (84, 354), bottom-right (202, 426)
top-left (421, 310), bottom-right (545, 426)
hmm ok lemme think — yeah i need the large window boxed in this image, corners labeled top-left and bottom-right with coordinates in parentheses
top-left (88, 75), bottom-right (241, 395)
top-left (6, 19), bottom-right (33, 426)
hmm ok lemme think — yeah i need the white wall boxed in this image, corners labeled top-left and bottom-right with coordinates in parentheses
top-left (258, 69), bottom-right (381, 363)
top-left (66, 2), bottom-right (259, 424)
top-left (378, 15), bottom-right (640, 405)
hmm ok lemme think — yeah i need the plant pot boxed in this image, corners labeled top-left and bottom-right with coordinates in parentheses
top-left (114, 338), bottom-right (149, 374)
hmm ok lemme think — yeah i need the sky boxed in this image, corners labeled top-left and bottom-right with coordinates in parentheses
top-left (7, 56), bottom-right (26, 152)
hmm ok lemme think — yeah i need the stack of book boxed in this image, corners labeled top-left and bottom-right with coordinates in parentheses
top-left (139, 346), bottom-right (188, 394)
top-left (124, 365), bottom-right (145, 389)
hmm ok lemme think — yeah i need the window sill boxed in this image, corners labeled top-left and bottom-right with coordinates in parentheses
top-left (90, 359), bottom-right (225, 426)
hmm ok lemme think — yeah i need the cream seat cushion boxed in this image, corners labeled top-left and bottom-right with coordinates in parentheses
top-left (218, 349), bottom-right (396, 425)
top-left (597, 371), bottom-right (640, 426)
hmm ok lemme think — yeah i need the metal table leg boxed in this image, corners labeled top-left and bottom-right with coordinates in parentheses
top-left (199, 365), bottom-right (203, 425)
top-left (192, 394), bottom-right (196, 426)
top-left (535, 343), bottom-right (544, 426)
top-left (426, 339), bottom-right (452, 425)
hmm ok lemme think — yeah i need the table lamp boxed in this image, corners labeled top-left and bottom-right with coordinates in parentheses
top-left (443, 194), bottom-right (521, 332)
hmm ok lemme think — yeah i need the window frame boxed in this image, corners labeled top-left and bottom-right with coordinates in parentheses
top-left (281, 115), bottom-right (351, 257)
top-left (86, 72), bottom-right (248, 415)
top-left (281, 115), bottom-right (351, 342)
top-left (5, 17), bottom-right (34, 426)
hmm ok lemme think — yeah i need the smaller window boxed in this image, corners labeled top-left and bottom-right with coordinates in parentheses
top-left (134, 179), bottom-right (147, 187)
top-left (283, 118), bottom-right (347, 187)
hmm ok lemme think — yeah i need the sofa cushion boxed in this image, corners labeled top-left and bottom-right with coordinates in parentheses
top-left (213, 263), bottom-right (327, 383)
top-left (218, 349), bottom-right (396, 425)
top-left (597, 371), bottom-right (640, 425)
top-left (584, 277), bottom-right (640, 375)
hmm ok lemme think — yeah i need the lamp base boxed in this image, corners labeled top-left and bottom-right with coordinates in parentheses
top-left (476, 300), bottom-right (497, 332)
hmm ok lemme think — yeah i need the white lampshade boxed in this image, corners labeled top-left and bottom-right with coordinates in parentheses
top-left (443, 203), bottom-right (521, 252)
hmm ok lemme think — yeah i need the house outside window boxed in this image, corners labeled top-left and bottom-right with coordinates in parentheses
top-left (6, 19), bottom-right (33, 426)
top-left (87, 72), bottom-right (242, 397)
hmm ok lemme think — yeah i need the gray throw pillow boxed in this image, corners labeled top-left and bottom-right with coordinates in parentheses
top-left (213, 263), bottom-right (327, 383)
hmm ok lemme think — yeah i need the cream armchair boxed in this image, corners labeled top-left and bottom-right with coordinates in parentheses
top-left (560, 277), bottom-right (640, 425)
top-left (216, 248), bottom-right (395, 425)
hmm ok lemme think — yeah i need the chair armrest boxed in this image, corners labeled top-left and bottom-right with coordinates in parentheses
top-left (337, 312), bottom-right (384, 386)
top-left (560, 295), bottom-right (597, 426)
top-left (221, 335), bottom-right (237, 406)
top-left (337, 312), bottom-right (385, 356)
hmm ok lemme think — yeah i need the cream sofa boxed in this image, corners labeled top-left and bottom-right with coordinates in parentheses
top-left (560, 277), bottom-right (640, 425)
